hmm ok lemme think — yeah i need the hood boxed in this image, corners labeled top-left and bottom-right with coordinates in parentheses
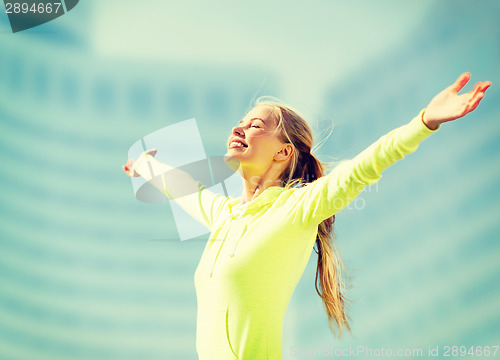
top-left (228, 186), bottom-right (285, 217)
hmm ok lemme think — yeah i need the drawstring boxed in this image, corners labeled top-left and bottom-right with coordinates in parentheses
top-left (230, 223), bottom-right (247, 257)
top-left (229, 208), bottom-right (247, 257)
top-left (209, 206), bottom-right (248, 277)
top-left (209, 220), bottom-right (231, 278)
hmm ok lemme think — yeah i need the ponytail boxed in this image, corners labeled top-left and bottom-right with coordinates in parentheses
top-left (254, 97), bottom-right (352, 337)
top-left (305, 153), bottom-right (352, 337)
top-left (283, 151), bottom-right (352, 337)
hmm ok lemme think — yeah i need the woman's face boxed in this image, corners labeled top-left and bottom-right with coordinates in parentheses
top-left (225, 105), bottom-right (290, 172)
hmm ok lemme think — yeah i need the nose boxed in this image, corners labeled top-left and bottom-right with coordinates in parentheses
top-left (232, 126), bottom-right (245, 137)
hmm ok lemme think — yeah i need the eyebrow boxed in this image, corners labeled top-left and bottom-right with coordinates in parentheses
top-left (238, 117), bottom-right (266, 125)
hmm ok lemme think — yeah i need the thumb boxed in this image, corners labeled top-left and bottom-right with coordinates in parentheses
top-left (146, 148), bottom-right (157, 157)
top-left (449, 72), bottom-right (471, 94)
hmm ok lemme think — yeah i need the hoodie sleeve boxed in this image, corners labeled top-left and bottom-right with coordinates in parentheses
top-left (288, 109), bottom-right (440, 225)
top-left (134, 155), bottom-right (228, 232)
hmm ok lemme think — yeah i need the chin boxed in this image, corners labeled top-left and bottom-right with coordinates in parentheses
top-left (225, 147), bottom-right (244, 157)
top-left (224, 155), bottom-right (241, 172)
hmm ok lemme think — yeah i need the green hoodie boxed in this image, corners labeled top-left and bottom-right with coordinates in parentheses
top-left (134, 109), bottom-right (439, 360)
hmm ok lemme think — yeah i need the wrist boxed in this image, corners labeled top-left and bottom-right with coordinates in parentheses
top-left (421, 110), bottom-right (439, 131)
top-left (133, 155), bottom-right (151, 177)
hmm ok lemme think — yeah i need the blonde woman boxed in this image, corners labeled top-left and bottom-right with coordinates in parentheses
top-left (123, 73), bottom-right (490, 360)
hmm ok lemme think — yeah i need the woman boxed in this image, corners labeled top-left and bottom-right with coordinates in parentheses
top-left (123, 73), bottom-right (490, 360)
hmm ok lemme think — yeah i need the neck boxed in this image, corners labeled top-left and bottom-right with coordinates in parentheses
top-left (238, 166), bottom-right (282, 205)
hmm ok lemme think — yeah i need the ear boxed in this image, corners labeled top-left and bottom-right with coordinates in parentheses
top-left (274, 143), bottom-right (294, 161)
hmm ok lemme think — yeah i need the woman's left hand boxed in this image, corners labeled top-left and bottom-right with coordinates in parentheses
top-left (423, 72), bottom-right (491, 130)
top-left (123, 148), bottom-right (158, 177)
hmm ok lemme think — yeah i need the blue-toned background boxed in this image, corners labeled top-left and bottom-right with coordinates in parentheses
top-left (0, 1), bottom-right (499, 359)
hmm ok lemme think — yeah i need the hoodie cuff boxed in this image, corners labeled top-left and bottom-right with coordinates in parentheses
top-left (414, 108), bottom-right (440, 133)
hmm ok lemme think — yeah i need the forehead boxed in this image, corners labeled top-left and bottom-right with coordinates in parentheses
top-left (242, 105), bottom-right (279, 126)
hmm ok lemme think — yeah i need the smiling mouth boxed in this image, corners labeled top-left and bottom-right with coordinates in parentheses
top-left (229, 141), bottom-right (248, 149)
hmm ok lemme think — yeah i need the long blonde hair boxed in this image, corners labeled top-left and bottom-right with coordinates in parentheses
top-left (253, 96), bottom-right (352, 337)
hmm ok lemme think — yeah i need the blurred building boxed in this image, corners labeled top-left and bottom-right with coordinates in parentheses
top-left (0, 4), bottom-right (280, 359)
top-left (0, 1), bottom-right (499, 360)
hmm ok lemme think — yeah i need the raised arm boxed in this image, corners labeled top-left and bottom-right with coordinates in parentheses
top-left (289, 73), bottom-right (491, 225)
top-left (123, 150), bottom-right (229, 231)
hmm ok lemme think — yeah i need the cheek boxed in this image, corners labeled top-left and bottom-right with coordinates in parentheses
top-left (247, 133), bottom-right (282, 158)
top-left (255, 142), bottom-right (281, 161)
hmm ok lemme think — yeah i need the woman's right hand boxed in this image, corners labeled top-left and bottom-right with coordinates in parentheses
top-left (423, 72), bottom-right (491, 129)
top-left (122, 148), bottom-right (158, 177)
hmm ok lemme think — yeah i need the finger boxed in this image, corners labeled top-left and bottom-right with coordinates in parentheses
top-left (469, 82), bottom-right (483, 97)
top-left (467, 93), bottom-right (484, 113)
top-left (450, 72), bottom-right (471, 93)
top-left (468, 81), bottom-right (491, 102)
top-left (482, 80), bottom-right (492, 92)
top-left (474, 81), bottom-right (491, 94)
top-left (466, 82), bottom-right (490, 111)
top-left (123, 165), bottom-right (131, 176)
